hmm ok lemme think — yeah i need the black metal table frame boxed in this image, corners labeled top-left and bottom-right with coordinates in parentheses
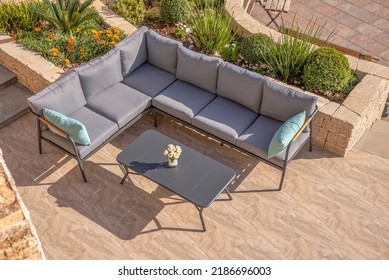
top-left (119, 165), bottom-right (233, 232)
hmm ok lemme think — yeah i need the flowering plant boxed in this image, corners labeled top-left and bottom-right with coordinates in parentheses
top-left (163, 144), bottom-right (182, 161)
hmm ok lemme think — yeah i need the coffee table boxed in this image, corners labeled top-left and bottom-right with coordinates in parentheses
top-left (116, 130), bottom-right (236, 231)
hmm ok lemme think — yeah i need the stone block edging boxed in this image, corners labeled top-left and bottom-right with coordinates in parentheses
top-left (225, 0), bottom-right (389, 156)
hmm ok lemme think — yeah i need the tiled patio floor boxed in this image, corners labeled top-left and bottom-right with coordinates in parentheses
top-left (0, 113), bottom-right (388, 259)
top-left (251, 0), bottom-right (389, 66)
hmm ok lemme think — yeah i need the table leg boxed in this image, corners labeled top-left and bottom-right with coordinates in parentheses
top-left (225, 187), bottom-right (233, 200)
top-left (196, 206), bottom-right (206, 232)
top-left (120, 166), bottom-right (129, 185)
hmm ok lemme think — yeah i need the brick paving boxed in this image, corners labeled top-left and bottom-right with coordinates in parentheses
top-left (251, 0), bottom-right (389, 66)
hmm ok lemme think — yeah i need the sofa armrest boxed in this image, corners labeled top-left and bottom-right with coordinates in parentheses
top-left (291, 106), bottom-right (318, 143)
top-left (291, 117), bottom-right (312, 143)
top-left (38, 117), bottom-right (69, 138)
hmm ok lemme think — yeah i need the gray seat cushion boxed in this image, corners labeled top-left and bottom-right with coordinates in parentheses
top-left (27, 71), bottom-right (86, 116)
top-left (86, 82), bottom-right (151, 128)
top-left (115, 26), bottom-right (148, 76)
top-left (217, 62), bottom-right (265, 113)
top-left (122, 63), bottom-right (176, 98)
top-left (42, 107), bottom-right (119, 159)
top-left (75, 49), bottom-right (123, 100)
top-left (192, 96), bottom-right (258, 144)
top-left (236, 115), bottom-right (309, 167)
top-left (147, 30), bottom-right (181, 74)
top-left (260, 79), bottom-right (317, 121)
top-left (176, 45), bottom-right (220, 93)
top-left (152, 80), bottom-right (215, 124)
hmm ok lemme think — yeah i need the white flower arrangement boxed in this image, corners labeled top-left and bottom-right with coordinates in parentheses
top-left (163, 144), bottom-right (182, 161)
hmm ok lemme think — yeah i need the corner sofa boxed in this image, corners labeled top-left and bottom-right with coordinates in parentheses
top-left (27, 26), bottom-right (317, 190)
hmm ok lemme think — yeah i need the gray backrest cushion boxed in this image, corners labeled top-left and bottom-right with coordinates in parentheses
top-left (27, 71), bottom-right (86, 116)
top-left (115, 26), bottom-right (148, 76)
top-left (260, 80), bottom-right (317, 122)
top-left (147, 30), bottom-right (181, 74)
top-left (75, 49), bottom-right (122, 99)
top-left (176, 45), bottom-right (220, 93)
top-left (217, 62), bottom-right (265, 113)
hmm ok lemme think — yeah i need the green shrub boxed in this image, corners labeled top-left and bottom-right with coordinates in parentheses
top-left (303, 47), bottom-right (352, 93)
top-left (187, 4), bottom-right (234, 54)
top-left (261, 18), bottom-right (335, 83)
top-left (220, 42), bottom-right (239, 62)
top-left (113, 0), bottom-right (145, 25)
top-left (174, 28), bottom-right (186, 39)
top-left (0, 0), bottom-right (44, 33)
top-left (160, 0), bottom-right (190, 24)
top-left (33, 0), bottom-right (98, 36)
top-left (240, 33), bottom-right (273, 64)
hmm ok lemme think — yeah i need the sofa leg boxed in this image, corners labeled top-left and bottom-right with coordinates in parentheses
top-left (38, 137), bottom-right (43, 155)
top-left (279, 168), bottom-right (287, 191)
top-left (309, 136), bottom-right (313, 152)
top-left (37, 119), bottom-right (42, 154)
top-left (153, 110), bottom-right (158, 128)
top-left (77, 158), bottom-right (87, 182)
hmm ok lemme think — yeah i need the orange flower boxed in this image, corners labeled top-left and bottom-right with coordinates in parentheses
top-left (64, 58), bottom-right (70, 64)
top-left (110, 41), bottom-right (116, 46)
top-left (67, 37), bottom-right (75, 44)
top-left (66, 45), bottom-right (73, 51)
top-left (49, 33), bottom-right (56, 39)
top-left (51, 47), bottom-right (59, 57)
top-left (105, 30), bottom-right (112, 35)
top-left (10, 34), bottom-right (17, 41)
top-left (113, 35), bottom-right (120, 41)
top-left (107, 33), bottom-right (113, 38)
top-left (113, 27), bottom-right (120, 34)
top-left (34, 27), bottom-right (41, 32)
top-left (100, 40), bottom-right (106, 45)
top-left (94, 34), bottom-right (100, 40)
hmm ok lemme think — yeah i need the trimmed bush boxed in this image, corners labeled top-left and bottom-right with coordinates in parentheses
top-left (240, 33), bottom-right (273, 64)
top-left (160, 0), bottom-right (190, 24)
top-left (113, 0), bottom-right (145, 25)
top-left (303, 47), bottom-right (352, 93)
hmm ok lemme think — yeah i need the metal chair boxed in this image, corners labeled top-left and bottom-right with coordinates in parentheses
top-left (260, 0), bottom-right (291, 29)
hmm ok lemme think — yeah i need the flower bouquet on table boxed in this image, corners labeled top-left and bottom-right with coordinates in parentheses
top-left (163, 144), bottom-right (182, 167)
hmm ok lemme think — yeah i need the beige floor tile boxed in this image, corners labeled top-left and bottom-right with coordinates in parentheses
top-left (0, 114), bottom-right (388, 259)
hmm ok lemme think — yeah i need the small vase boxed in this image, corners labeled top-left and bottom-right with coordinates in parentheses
top-left (168, 158), bottom-right (178, 167)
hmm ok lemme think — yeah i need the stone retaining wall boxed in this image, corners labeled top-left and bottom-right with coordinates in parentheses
top-left (0, 149), bottom-right (45, 260)
top-left (226, 0), bottom-right (389, 156)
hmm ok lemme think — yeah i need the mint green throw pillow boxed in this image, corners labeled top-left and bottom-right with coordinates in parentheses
top-left (43, 108), bottom-right (91, 146)
top-left (268, 111), bottom-right (306, 158)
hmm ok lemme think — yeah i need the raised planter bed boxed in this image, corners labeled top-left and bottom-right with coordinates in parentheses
top-left (225, 0), bottom-right (389, 156)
